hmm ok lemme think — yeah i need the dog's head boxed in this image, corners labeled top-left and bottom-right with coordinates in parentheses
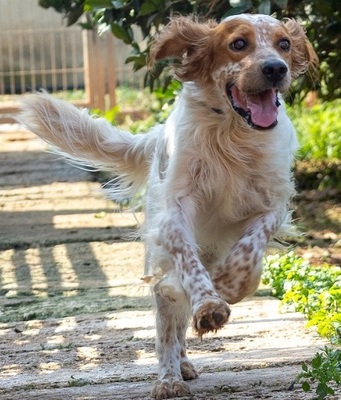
top-left (150, 14), bottom-right (318, 130)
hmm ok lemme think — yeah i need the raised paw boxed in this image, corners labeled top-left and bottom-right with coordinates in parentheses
top-left (193, 299), bottom-right (230, 336)
top-left (151, 379), bottom-right (191, 399)
top-left (181, 360), bottom-right (198, 381)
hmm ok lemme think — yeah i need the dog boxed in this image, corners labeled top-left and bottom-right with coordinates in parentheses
top-left (19, 14), bottom-right (318, 399)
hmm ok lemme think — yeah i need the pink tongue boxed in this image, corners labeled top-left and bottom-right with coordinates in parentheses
top-left (247, 91), bottom-right (278, 128)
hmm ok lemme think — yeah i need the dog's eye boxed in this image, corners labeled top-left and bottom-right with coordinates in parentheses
top-left (278, 39), bottom-right (291, 51)
top-left (230, 39), bottom-right (248, 51)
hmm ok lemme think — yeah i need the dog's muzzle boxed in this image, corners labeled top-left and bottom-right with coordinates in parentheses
top-left (226, 84), bottom-right (281, 130)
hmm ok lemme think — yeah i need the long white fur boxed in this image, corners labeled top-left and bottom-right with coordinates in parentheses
top-left (19, 84), bottom-right (297, 275)
top-left (20, 92), bottom-right (160, 199)
top-left (18, 13), bottom-right (317, 399)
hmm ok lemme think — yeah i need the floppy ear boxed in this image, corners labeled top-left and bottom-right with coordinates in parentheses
top-left (283, 19), bottom-right (319, 78)
top-left (149, 16), bottom-right (217, 83)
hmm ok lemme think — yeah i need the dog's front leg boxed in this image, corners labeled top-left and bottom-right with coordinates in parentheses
top-left (212, 210), bottom-right (283, 304)
top-left (160, 201), bottom-right (231, 334)
top-left (151, 200), bottom-right (230, 399)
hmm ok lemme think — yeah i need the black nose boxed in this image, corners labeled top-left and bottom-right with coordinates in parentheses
top-left (261, 60), bottom-right (288, 83)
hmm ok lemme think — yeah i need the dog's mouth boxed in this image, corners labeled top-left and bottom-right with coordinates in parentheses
top-left (227, 85), bottom-right (280, 130)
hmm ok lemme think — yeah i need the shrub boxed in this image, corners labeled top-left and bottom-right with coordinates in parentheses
top-left (297, 347), bottom-right (341, 400)
top-left (262, 251), bottom-right (341, 344)
top-left (263, 252), bottom-right (341, 399)
top-left (287, 100), bottom-right (341, 160)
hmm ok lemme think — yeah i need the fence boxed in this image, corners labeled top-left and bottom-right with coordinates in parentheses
top-left (0, 0), bottom-right (146, 123)
top-left (0, 27), bottom-right (84, 95)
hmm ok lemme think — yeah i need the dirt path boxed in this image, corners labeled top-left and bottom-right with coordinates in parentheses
top-left (0, 126), bottom-right (339, 399)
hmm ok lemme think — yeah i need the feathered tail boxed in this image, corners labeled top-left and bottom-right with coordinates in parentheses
top-left (19, 92), bottom-right (159, 198)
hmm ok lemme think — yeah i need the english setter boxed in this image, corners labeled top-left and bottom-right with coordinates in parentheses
top-left (19, 14), bottom-right (318, 399)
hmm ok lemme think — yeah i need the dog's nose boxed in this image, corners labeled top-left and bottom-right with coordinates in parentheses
top-left (261, 60), bottom-right (288, 83)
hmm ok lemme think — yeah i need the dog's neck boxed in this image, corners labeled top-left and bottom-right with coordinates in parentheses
top-left (211, 107), bottom-right (224, 115)
top-left (182, 82), bottom-right (226, 117)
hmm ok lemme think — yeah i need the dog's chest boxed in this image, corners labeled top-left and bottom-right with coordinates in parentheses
top-left (192, 154), bottom-right (273, 221)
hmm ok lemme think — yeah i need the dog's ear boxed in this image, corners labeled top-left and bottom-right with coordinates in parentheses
top-left (149, 16), bottom-right (217, 82)
top-left (283, 19), bottom-right (319, 78)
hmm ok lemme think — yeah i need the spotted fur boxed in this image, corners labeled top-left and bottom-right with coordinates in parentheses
top-left (19, 14), bottom-right (318, 399)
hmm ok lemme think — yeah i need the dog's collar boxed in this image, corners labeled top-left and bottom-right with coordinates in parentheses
top-left (211, 107), bottom-right (224, 115)
top-left (198, 101), bottom-right (224, 115)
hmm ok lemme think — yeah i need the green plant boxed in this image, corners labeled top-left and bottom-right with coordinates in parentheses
top-left (92, 81), bottom-right (179, 132)
top-left (297, 347), bottom-right (341, 400)
top-left (287, 100), bottom-right (341, 160)
top-left (262, 251), bottom-right (303, 298)
top-left (91, 104), bottom-right (121, 124)
top-left (116, 86), bottom-right (156, 109)
top-left (129, 80), bottom-right (180, 132)
top-left (263, 252), bottom-right (341, 398)
top-left (262, 252), bottom-right (341, 344)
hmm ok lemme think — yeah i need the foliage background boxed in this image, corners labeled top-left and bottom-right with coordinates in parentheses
top-left (39, 0), bottom-right (340, 101)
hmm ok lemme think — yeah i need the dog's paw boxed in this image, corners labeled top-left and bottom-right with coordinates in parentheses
top-left (181, 360), bottom-right (199, 380)
top-left (193, 299), bottom-right (230, 336)
top-left (151, 379), bottom-right (191, 399)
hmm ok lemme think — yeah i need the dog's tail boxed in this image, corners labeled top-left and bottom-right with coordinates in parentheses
top-left (19, 92), bottom-right (159, 199)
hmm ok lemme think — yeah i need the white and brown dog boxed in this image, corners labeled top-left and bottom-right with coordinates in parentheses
top-left (19, 14), bottom-right (318, 399)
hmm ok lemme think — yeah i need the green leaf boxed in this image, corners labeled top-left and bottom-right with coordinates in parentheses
top-left (125, 53), bottom-right (147, 70)
top-left (316, 382), bottom-right (334, 398)
top-left (66, 5), bottom-right (84, 26)
top-left (311, 353), bottom-right (322, 369)
top-left (301, 381), bottom-right (311, 392)
top-left (111, 23), bottom-right (132, 44)
top-left (138, 0), bottom-right (163, 16)
top-left (258, 0), bottom-right (271, 15)
top-left (111, 0), bottom-right (125, 9)
top-left (85, 0), bottom-right (113, 8)
top-left (301, 362), bottom-right (308, 372)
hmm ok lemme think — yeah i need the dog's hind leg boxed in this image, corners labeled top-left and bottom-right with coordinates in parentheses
top-left (151, 275), bottom-right (196, 399)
